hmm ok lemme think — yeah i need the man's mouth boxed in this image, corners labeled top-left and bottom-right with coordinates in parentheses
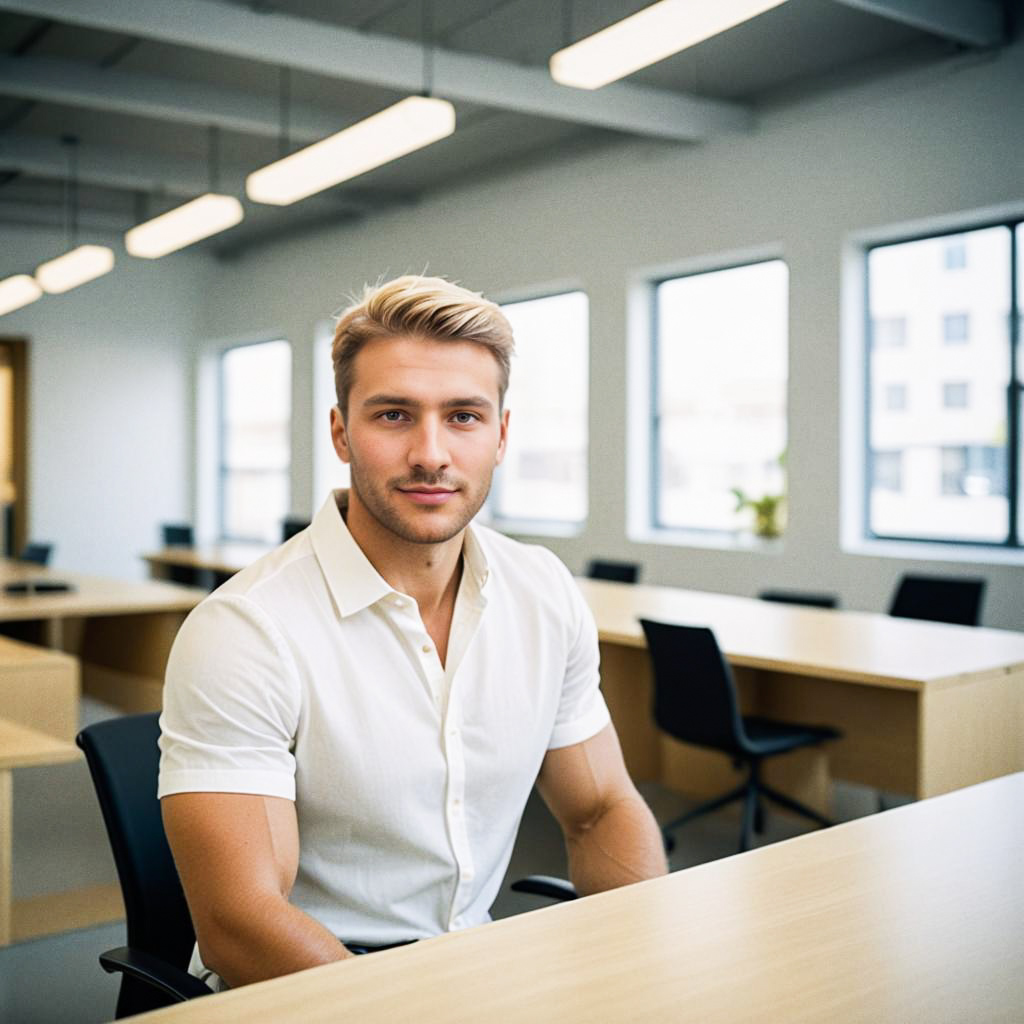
top-left (397, 487), bottom-right (458, 505)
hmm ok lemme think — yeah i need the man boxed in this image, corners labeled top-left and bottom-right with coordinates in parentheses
top-left (159, 275), bottom-right (666, 991)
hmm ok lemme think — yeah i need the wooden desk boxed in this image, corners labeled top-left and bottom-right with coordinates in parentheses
top-left (0, 635), bottom-right (79, 742)
top-left (0, 561), bottom-right (204, 715)
top-left (582, 579), bottom-right (1024, 806)
top-left (131, 772), bottom-right (1024, 1023)
top-left (142, 544), bottom-right (274, 581)
top-left (0, 717), bottom-right (81, 946)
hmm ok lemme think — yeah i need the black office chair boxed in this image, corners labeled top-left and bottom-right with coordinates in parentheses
top-left (282, 518), bottom-right (311, 542)
top-left (77, 714), bottom-right (213, 1018)
top-left (18, 541), bottom-right (53, 566)
top-left (888, 574), bottom-right (985, 626)
top-left (585, 559), bottom-right (640, 584)
top-left (640, 618), bottom-right (840, 854)
top-left (759, 589), bottom-right (839, 609)
top-left (161, 524), bottom-right (194, 548)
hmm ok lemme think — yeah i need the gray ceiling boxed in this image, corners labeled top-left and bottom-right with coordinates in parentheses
top-left (0, 0), bottom-right (1014, 261)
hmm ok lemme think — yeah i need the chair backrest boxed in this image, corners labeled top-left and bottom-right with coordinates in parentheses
top-left (585, 559), bottom-right (640, 584)
top-left (162, 523), bottom-right (194, 548)
top-left (759, 589), bottom-right (838, 609)
top-left (76, 714), bottom-right (197, 980)
top-left (19, 541), bottom-right (52, 566)
top-left (888, 574), bottom-right (985, 626)
top-left (639, 619), bottom-right (746, 755)
top-left (281, 517), bottom-right (311, 542)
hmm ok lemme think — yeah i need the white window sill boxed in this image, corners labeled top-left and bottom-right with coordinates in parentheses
top-left (844, 536), bottom-right (1024, 567)
top-left (489, 518), bottom-right (585, 540)
top-left (629, 526), bottom-right (784, 554)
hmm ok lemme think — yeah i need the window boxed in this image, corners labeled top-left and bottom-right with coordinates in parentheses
top-left (872, 451), bottom-right (903, 493)
top-left (489, 291), bottom-right (588, 525)
top-left (313, 320), bottom-right (350, 506)
top-left (220, 340), bottom-right (291, 542)
top-left (884, 383), bottom-right (907, 411)
top-left (943, 239), bottom-right (967, 271)
top-left (872, 316), bottom-right (907, 348)
top-left (866, 223), bottom-right (1020, 546)
top-left (653, 260), bottom-right (788, 534)
top-left (942, 382), bottom-right (969, 409)
top-left (943, 313), bottom-right (969, 344)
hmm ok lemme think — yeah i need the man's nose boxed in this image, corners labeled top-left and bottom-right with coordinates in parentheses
top-left (408, 418), bottom-right (450, 472)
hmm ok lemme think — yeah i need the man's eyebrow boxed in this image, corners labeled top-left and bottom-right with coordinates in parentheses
top-left (362, 394), bottom-right (494, 410)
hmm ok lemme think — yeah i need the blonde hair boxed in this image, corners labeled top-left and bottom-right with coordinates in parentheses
top-left (332, 275), bottom-right (514, 416)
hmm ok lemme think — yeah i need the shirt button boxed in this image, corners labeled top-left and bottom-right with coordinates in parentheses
top-left (392, 596), bottom-right (405, 607)
top-left (448, 727), bottom-right (459, 738)
top-left (422, 643), bottom-right (432, 653)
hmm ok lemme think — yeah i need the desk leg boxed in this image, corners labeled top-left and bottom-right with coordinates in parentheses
top-left (0, 769), bottom-right (11, 946)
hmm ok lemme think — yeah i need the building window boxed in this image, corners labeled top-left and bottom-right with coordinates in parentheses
top-left (871, 316), bottom-right (907, 348)
top-left (219, 339), bottom-right (291, 542)
top-left (942, 312), bottom-right (969, 344)
top-left (884, 383), bottom-right (907, 411)
top-left (942, 382), bottom-right (969, 409)
top-left (865, 223), bottom-right (1018, 546)
top-left (653, 259), bottom-right (788, 534)
top-left (943, 239), bottom-right (967, 270)
top-left (489, 291), bottom-right (588, 526)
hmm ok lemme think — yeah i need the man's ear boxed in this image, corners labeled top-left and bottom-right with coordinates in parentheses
top-left (330, 406), bottom-right (351, 464)
top-left (495, 407), bottom-right (510, 466)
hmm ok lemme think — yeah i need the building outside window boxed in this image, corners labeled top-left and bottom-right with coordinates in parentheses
top-left (884, 383), bottom-right (907, 411)
top-left (488, 290), bottom-right (589, 526)
top-left (865, 222), bottom-right (1021, 546)
top-left (943, 239), bottom-right (967, 271)
top-left (653, 259), bottom-right (788, 534)
top-left (871, 316), bottom-right (907, 348)
top-left (219, 339), bottom-right (291, 542)
top-left (872, 450), bottom-right (903, 493)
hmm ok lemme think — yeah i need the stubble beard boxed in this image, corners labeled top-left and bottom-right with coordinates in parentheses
top-left (348, 458), bottom-right (493, 545)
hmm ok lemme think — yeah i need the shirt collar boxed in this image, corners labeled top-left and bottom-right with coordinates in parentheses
top-left (311, 489), bottom-right (491, 616)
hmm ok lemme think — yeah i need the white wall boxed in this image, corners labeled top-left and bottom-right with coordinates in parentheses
top-left (189, 40), bottom-right (1024, 629)
top-left (0, 226), bottom-right (207, 578)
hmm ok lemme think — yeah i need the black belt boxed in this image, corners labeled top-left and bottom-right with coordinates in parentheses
top-left (347, 939), bottom-right (418, 956)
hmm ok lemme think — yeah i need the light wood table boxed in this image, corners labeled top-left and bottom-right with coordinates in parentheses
top-left (0, 717), bottom-right (82, 946)
top-left (0, 634), bottom-right (79, 741)
top-left (129, 772), bottom-right (1024, 1023)
top-left (142, 544), bottom-right (274, 582)
top-left (581, 578), bottom-right (1024, 808)
top-left (0, 560), bottom-right (205, 715)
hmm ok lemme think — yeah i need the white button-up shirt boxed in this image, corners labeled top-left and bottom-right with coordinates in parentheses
top-left (159, 490), bottom-right (609, 962)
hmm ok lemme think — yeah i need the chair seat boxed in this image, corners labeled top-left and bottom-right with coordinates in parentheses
top-left (740, 716), bottom-right (840, 757)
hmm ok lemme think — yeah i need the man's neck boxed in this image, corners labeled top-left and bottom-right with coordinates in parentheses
top-left (341, 491), bottom-right (465, 619)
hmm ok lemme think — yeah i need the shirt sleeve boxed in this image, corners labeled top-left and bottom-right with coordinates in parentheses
top-left (546, 556), bottom-right (611, 750)
top-left (158, 593), bottom-right (301, 801)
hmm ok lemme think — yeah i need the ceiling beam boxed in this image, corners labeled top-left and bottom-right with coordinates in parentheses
top-left (0, 55), bottom-right (348, 142)
top-left (832, 0), bottom-right (1006, 48)
top-left (0, 0), bottom-right (752, 141)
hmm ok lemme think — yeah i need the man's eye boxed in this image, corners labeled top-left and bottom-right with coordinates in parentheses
top-left (452, 412), bottom-right (478, 424)
top-left (381, 410), bottom-right (405, 422)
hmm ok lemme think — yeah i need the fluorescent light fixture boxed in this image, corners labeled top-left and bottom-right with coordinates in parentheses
top-left (247, 96), bottom-right (456, 206)
top-left (35, 244), bottom-right (114, 294)
top-left (125, 193), bottom-right (244, 259)
top-left (550, 0), bottom-right (789, 90)
top-left (0, 274), bottom-right (43, 317)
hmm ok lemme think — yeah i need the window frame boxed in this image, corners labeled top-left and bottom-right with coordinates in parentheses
top-left (649, 257), bottom-right (789, 538)
top-left (862, 217), bottom-right (1022, 550)
top-left (217, 337), bottom-right (293, 543)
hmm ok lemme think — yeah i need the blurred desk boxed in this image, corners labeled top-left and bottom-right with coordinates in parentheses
top-left (132, 772), bottom-right (1024, 1024)
top-left (142, 544), bottom-right (274, 582)
top-left (581, 579), bottom-right (1024, 805)
top-left (0, 560), bottom-right (204, 714)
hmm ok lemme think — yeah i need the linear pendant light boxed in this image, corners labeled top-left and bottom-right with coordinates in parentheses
top-left (36, 244), bottom-right (115, 294)
top-left (550, 0), bottom-right (789, 90)
top-left (126, 194), bottom-right (244, 259)
top-left (246, 95), bottom-right (456, 206)
top-left (0, 274), bottom-right (43, 317)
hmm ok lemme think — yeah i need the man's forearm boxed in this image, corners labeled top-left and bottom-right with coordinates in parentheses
top-left (201, 890), bottom-right (354, 988)
top-left (565, 792), bottom-right (668, 896)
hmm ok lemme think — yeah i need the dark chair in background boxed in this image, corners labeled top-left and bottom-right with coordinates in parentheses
top-left (281, 518), bottom-right (311, 542)
top-left (161, 524), bottom-right (194, 548)
top-left (18, 542), bottom-right (53, 566)
top-left (888, 573), bottom-right (985, 627)
top-left (159, 524), bottom-right (204, 587)
top-left (77, 714), bottom-right (213, 1018)
top-left (759, 589), bottom-right (838, 609)
top-left (640, 618), bottom-right (840, 853)
top-left (585, 559), bottom-right (640, 584)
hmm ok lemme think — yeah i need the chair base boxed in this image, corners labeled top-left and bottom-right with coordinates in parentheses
top-left (662, 760), bottom-right (834, 854)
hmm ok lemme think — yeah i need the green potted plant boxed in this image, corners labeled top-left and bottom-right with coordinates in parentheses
top-left (731, 452), bottom-right (786, 539)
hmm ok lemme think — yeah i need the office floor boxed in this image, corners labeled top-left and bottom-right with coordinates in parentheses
top-left (0, 700), bottom-right (892, 1024)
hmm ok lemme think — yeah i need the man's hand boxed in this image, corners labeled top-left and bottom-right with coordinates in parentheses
top-left (162, 792), bottom-right (353, 987)
top-left (536, 724), bottom-right (667, 896)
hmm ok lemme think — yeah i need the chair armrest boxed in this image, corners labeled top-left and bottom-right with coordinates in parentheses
top-left (99, 946), bottom-right (214, 1002)
top-left (510, 875), bottom-right (578, 902)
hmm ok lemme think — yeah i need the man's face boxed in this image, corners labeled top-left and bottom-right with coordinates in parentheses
top-left (331, 334), bottom-right (509, 546)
